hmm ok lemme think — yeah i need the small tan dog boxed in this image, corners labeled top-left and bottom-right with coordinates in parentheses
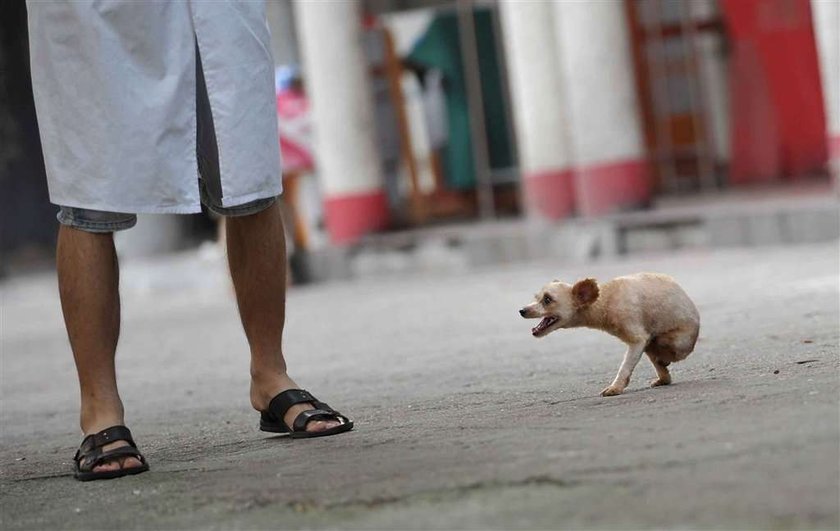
top-left (519, 273), bottom-right (699, 396)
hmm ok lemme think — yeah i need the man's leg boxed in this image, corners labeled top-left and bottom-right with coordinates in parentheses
top-left (56, 225), bottom-right (141, 471)
top-left (225, 201), bottom-right (339, 433)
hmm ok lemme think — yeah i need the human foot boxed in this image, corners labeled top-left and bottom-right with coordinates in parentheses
top-left (74, 425), bottom-right (148, 481)
top-left (80, 414), bottom-right (144, 474)
top-left (89, 441), bottom-right (142, 472)
top-left (251, 373), bottom-right (345, 434)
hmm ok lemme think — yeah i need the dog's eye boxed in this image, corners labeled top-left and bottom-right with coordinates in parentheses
top-left (542, 295), bottom-right (552, 305)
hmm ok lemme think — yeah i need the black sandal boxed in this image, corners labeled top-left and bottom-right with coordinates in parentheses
top-left (259, 389), bottom-right (353, 439)
top-left (73, 425), bottom-right (149, 481)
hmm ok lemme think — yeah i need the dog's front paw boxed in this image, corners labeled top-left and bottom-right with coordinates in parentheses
top-left (600, 385), bottom-right (624, 397)
top-left (650, 377), bottom-right (671, 387)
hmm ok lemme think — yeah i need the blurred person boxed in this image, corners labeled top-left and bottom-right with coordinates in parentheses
top-left (275, 64), bottom-right (317, 284)
top-left (26, 1), bottom-right (352, 482)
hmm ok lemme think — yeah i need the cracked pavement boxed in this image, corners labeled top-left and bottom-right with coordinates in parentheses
top-left (1, 242), bottom-right (838, 529)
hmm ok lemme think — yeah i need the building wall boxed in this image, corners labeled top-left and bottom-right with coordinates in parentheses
top-left (723, 0), bottom-right (829, 183)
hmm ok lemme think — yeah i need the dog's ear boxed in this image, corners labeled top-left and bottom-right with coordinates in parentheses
top-left (572, 278), bottom-right (599, 307)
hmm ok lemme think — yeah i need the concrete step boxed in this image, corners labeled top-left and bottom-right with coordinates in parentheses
top-left (304, 190), bottom-right (839, 282)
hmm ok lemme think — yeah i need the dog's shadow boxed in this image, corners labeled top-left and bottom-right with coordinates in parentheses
top-left (541, 377), bottom-right (731, 408)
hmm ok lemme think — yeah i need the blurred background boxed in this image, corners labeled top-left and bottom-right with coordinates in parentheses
top-left (1, 0), bottom-right (838, 282)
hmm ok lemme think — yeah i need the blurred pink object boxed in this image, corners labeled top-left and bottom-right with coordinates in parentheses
top-left (276, 88), bottom-right (314, 174)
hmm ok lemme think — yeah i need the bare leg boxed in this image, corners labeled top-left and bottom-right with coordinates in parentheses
top-left (225, 202), bottom-right (338, 433)
top-left (56, 226), bottom-right (141, 471)
top-left (601, 339), bottom-right (648, 396)
top-left (646, 353), bottom-right (672, 387)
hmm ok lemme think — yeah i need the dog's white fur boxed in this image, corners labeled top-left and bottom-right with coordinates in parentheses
top-left (520, 273), bottom-right (700, 396)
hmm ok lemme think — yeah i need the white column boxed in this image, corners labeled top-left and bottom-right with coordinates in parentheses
top-left (293, 0), bottom-right (388, 243)
top-left (552, 0), bottom-right (650, 216)
top-left (499, 0), bottom-right (574, 219)
top-left (811, 0), bottom-right (840, 186)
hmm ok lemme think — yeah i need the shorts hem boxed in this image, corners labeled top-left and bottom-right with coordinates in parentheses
top-left (57, 212), bottom-right (137, 233)
top-left (218, 186), bottom-right (283, 209)
top-left (50, 200), bottom-right (203, 215)
top-left (206, 195), bottom-right (278, 217)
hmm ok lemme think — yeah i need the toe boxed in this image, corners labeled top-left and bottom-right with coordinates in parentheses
top-left (93, 456), bottom-right (143, 473)
top-left (89, 441), bottom-right (144, 473)
top-left (121, 456), bottom-right (143, 469)
top-left (305, 418), bottom-right (342, 433)
top-left (93, 461), bottom-right (120, 473)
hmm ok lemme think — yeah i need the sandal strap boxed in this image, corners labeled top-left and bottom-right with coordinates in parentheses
top-left (265, 389), bottom-right (348, 432)
top-left (291, 409), bottom-right (344, 432)
top-left (78, 425), bottom-right (137, 457)
top-left (74, 426), bottom-right (145, 472)
top-left (311, 399), bottom-right (335, 412)
top-left (266, 389), bottom-right (318, 419)
top-left (83, 446), bottom-right (145, 471)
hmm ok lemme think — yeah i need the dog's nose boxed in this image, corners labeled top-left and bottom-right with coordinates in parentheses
top-left (519, 308), bottom-right (527, 317)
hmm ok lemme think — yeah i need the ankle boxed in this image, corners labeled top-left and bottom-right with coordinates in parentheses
top-left (80, 411), bottom-right (126, 436)
top-left (79, 400), bottom-right (125, 435)
top-left (249, 362), bottom-right (288, 384)
top-left (249, 371), bottom-right (296, 411)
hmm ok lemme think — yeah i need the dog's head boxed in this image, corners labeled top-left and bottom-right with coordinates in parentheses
top-left (519, 278), bottom-right (600, 337)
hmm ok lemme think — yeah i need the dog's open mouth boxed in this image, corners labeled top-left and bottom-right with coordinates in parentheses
top-left (532, 316), bottom-right (559, 337)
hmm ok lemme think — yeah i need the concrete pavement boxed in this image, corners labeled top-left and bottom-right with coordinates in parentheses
top-left (1, 242), bottom-right (838, 529)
